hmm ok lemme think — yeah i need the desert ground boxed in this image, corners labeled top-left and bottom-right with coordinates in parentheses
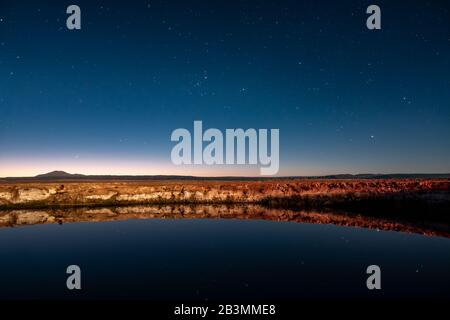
top-left (0, 178), bottom-right (447, 206)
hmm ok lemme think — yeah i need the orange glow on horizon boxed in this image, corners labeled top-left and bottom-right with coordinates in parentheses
top-left (0, 159), bottom-right (333, 178)
top-left (0, 157), bottom-right (393, 178)
top-left (0, 158), bottom-right (287, 178)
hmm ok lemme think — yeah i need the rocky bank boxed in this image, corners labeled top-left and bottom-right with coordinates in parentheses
top-left (0, 179), bottom-right (448, 209)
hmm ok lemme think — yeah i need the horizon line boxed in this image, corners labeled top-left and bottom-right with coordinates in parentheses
top-left (1, 170), bottom-right (450, 179)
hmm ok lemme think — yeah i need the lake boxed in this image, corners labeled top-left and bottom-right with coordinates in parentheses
top-left (0, 205), bottom-right (449, 300)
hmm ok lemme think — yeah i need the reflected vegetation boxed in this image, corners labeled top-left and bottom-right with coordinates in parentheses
top-left (1, 204), bottom-right (449, 238)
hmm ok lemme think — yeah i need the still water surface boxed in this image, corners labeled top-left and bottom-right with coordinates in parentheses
top-left (0, 206), bottom-right (449, 300)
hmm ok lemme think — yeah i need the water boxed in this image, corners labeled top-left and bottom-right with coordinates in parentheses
top-left (0, 207), bottom-right (449, 300)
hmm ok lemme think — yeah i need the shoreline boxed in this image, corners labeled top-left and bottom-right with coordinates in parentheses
top-left (0, 179), bottom-right (448, 224)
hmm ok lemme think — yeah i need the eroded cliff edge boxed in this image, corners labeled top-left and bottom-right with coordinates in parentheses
top-left (0, 178), bottom-right (448, 210)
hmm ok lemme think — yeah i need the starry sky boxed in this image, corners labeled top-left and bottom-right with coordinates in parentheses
top-left (0, 0), bottom-right (449, 177)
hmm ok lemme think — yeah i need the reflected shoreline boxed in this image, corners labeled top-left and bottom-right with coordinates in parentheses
top-left (1, 204), bottom-right (449, 238)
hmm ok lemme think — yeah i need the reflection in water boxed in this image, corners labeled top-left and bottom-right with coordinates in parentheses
top-left (0, 204), bottom-right (449, 238)
top-left (0, 205), bottom-right (449, 300)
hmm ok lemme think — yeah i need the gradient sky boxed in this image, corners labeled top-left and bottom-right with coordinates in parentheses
top-left (0, 0), bottom-right (449, 177)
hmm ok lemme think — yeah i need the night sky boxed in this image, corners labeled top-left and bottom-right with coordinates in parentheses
top-left (0, 0), bottom-right (449, 177)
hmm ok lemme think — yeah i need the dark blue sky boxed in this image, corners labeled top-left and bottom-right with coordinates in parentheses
top-left (0, 0), bottom-right (449, 176)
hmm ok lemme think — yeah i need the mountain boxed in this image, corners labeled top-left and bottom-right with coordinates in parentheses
top-left (34, 171), bottom-right (86, 179)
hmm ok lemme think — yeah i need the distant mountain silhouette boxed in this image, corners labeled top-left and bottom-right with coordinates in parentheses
top-left (35, 171), bottom-right (86, 179)
top-left (1, 171), bottom-right (449, 181)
